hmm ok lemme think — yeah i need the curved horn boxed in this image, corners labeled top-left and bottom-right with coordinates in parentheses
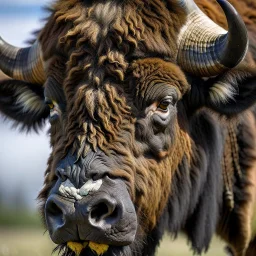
top-left (0, 37), bottom-right (46, 84)
top-left (176, 0), bottom-right (248, 77)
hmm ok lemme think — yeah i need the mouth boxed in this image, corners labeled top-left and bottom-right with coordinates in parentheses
top-left (55, 241), bottom-right (128, 256)
top-left (67, 241), bottom-right (109, 256)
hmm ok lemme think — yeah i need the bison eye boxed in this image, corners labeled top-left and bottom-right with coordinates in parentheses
top-left (45, 98), bottom-right (54, 109)
top-left (157, 98), bottom-right (173, 112)
top-left (45, 98), bottom-right (60, 122)
top-left (48, 102), bottom-right (54, 109)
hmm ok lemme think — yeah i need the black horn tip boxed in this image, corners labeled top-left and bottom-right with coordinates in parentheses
top-left (217, 0), bottom-right (248, 68)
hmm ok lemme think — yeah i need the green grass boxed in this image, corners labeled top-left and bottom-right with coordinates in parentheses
top-left (0, 209), bottom-right (42, 228)
top-left (0, 227), bottom-right (226, 256)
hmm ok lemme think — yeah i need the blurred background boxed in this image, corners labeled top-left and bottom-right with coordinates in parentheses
top-left (0, 0), bottom-right (226, 255)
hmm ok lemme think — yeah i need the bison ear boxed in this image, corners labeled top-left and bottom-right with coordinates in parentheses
top-left (188, 66), bottom-right (256, 117)
top-left (0, 79), bottom-right (49, 131)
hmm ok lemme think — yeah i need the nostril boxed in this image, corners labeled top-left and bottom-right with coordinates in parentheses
top-left (46, 199), bottom-right (65, 229)
top-left (48, 201), bottom-right (62, 217)
top-left (89, 201), bottom-right (120, 226)
top-left (90, 202), bottom-right (109, 222)
top-left (45, 196), bottom-right (79, 244)
top-left (106, 207), bottom-right (119, 224)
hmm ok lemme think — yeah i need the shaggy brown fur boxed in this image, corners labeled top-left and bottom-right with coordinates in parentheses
top-left (37, 0), bottom-right (256, 255)
top-left (217, 114), bottom-right (256, 256)
top-left (1, 1), bottom-right (256, 256)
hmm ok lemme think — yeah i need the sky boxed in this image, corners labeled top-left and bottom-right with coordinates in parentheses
top-left (1, 0), bottom-right (47, 5)
top-left (0, 0), bottom-right (52, 209)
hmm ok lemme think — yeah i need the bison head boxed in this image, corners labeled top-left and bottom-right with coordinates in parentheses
top-left (44, 57), bottom-right (191, 254)
top-left (0, 0), bottom-right (256, 255)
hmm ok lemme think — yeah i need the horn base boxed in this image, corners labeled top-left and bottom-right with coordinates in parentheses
top-left (177, 11), bottom-right (228, 77)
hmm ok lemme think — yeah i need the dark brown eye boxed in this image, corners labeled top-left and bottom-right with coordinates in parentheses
top-left (157, 99), bottom-right (172, 112)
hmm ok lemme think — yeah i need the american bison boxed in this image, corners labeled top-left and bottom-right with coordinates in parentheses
top-left (0, 0), bottom-right (256, 255)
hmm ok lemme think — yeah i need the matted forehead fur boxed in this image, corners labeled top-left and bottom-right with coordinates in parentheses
top-left (39, 0), bottom-right (191, 231)
top-left (40, 0), bottom-right (187, 61)
top-left (40, 0), bottom-right (187, 151)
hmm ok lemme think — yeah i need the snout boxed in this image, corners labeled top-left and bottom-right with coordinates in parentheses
top-left (45, 177), bottom-right (137, 246)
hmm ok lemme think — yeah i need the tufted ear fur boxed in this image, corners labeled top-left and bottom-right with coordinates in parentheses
top-left (0, 79), bottom-right (49, 131)
top-left (186, 65), bottom-right (256, 117)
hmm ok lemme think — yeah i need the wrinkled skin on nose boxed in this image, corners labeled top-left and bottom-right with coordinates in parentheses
top-left (45, 152), bottom-right (137, 246)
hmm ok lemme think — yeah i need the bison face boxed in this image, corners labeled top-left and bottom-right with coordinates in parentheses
top-left (39, 58), bottom-right (190, 254)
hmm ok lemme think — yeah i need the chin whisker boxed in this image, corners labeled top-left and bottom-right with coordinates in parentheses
top-left (53, 244), bottom-right (75, 256)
